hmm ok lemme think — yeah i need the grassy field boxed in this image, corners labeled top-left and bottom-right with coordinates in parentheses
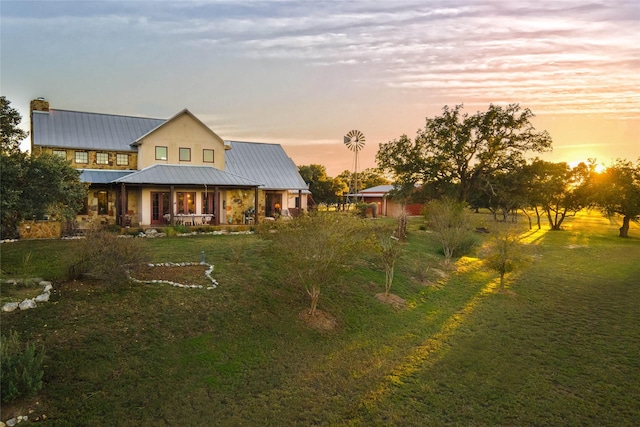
top-left (1, 212), bottom-right (639, 426)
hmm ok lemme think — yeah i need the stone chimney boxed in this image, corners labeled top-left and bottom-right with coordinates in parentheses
top-left (30, 98), bottom-right (50, 113)
top-left (30, 98), bottom-right (50, 154)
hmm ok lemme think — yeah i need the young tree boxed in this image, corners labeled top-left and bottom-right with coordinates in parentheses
top-left (592, 159), bottom-right (640, 237)
top-left (483, 224), bottom-right (528, 291)
top-left (377, 104), bottom-right (552, 203)
top-left (259, 213), bottom-right (367, 317)
top-left (378, 235), bottom-right (402, 296)
top-left (423, 198), bottom-right (477, 265)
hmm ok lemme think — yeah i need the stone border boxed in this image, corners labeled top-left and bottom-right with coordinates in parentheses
top-left (127, 262), bottom-right (218, 290)
top-left (1, 281), bottom-right (53, 313)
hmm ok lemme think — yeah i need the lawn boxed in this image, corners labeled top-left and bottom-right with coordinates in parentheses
top-left (1, 212), bottom-right (639, 426)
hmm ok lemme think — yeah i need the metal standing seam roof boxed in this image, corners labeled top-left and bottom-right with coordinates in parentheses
top-left (79, 169), bottom-right (135, 184)
top-left (113, 164), bottom-right (262, 187)
top-left (224, 141), bottom-right (309, 190)
top-left (32, 109), bottom-right (165, 152)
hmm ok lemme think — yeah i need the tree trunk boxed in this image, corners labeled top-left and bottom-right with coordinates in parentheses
top-left (619, 215), bottom-right (631, 238)
top-left (307, 286), bottom-right (320, 316)
top-left (534, 206), bottom-right (541, 230)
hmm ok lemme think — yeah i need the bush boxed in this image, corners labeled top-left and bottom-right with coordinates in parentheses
top-left (70, 230), bottom-right (149, 286)
top-left (423, 198), bottom-right (479, 264)
top-left (0, 330), bottom-right (45, 403)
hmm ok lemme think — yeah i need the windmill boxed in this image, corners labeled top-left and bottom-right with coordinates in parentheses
top-left (344, 130), bottom-right (365, 200)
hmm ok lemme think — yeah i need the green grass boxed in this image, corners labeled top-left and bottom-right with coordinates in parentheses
top-left (1, 213), bottom-right (639, 425)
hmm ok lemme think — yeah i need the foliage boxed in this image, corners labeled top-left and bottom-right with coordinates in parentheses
top-left (482, 223), bottom-right (528, 289)
top-left (0, 330), bottom-right (45, 403)
top-left (376, 104), bottom-right (552, 203)
top-left (258, 212), bottom-right (370, 316)
top-left (423, 198), bottom-right (478, 264)
top-left (591, 158), bottom-right (640, 237)
top-left (298, 164), bottom-right (348, 208)
top-left (70, 230), bottom-right (149, 286)
top-left (378, 235), bottom-right (402, 295)
top-left (1, 98), bottom-right (88, 238)
top-left (531, 160), bottom-right (591, 230)
top-left (337, 168), bottom-right (390, 193)
top-left (0, 215), bottom-right (639, 425)
top-left (1, 96), bottom-right (28, 156)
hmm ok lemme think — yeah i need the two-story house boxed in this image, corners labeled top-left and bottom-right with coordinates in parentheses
top-left (29, 98), bottom-right (309, 229)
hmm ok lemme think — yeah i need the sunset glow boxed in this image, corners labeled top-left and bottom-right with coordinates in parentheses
top-left (1, 1), bottom-right (638, 176)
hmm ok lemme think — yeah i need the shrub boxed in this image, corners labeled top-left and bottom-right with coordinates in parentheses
top-left (70, 230), bottom-right (149, 286)
top-left (423, 198), bottom-right (479, 264)
top-left (0, 330), bottom-right (45, 403)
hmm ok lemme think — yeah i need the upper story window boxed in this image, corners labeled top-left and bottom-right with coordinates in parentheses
top-left (155, 146), bottom-right (168, 161)
top-left (179, 147), bottom-right (191, 162)
top-left (53, 149), bottom-right (66, 159)
top-left (116, 153), bottom-right (129, 166)
top-left (203, 149), bottom-right (214, 163)
top-left (75, 151), bottom-right (88, 164)
top-left (96, 152), bottom-right (109, 165)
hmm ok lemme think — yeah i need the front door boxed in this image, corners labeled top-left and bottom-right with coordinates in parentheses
top-left (151, 192), bottom-right (170, 224)
top-left (265, 193), bottom-right (282, 217)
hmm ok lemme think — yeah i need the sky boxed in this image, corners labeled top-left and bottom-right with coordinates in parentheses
top-left (1, 0), bottom-right (638, 177)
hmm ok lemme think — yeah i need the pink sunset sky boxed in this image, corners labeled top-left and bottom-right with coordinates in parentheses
top-left (1, 1), bottom-right (638, 177)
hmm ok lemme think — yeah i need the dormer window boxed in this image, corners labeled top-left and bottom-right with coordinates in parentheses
top-left (116, 154), bottom-right (129, 166)
top-left (179, 147), bottom-right (191, 162)
top-left (155, 146), bottom-right (168, 161)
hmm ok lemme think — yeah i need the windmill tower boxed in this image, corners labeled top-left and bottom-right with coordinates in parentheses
top-left (344, 130), bottom-right (365, 200)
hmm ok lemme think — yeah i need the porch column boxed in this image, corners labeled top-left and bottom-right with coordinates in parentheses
top-left (170, 185), bottom-right (175, 225)
top-left (254, 187), bottom-right (259, 225)
top-left (120, 183), bottom-right (127, 227)
top-left (214, 186), bottom-right (219, 226)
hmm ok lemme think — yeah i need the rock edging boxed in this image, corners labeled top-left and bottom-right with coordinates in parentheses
top-left (128, 262), bottom-right (218, 289)
top-left (1, 281), bottom-right (53, 313)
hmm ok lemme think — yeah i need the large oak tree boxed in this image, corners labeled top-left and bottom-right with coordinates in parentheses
top-left (592, 159), bottom-right (640, 237)
top-left (376, 104), bottom-right (552, 203)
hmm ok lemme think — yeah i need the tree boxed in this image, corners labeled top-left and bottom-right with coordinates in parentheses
top-left (337, 168), bottom-right (390, 193)
top-left (423, 198), bottom-right (477, 265)
top-left (258, 213), bottom-right (367, 317)
top-left (298, 164), bottom-right (348, 209)
top-left (377, 104), bottom-right (552, 203)
top-left (1, 97), bottom-right (88, 238)
top-left (533, 161), bottom-right (591, 231)
top-left (592, 159), bottom-right (640, 237)
top-left (1, 96), bottom-right (28, 156)
top-left (483, 223), bottom-right (528, 291)
top-left (378, 235), bottom-right (402, 296)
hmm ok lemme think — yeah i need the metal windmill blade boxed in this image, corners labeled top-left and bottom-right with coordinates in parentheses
top-left (344, 130), bottom-right (365, 152)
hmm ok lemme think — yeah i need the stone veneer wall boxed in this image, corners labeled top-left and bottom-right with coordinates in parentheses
top-left (19, 221), bottom-right (62, 239)
top-left (32, 146), bottom-right (138, 171)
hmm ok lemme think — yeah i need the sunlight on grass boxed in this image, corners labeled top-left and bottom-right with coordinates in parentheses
top-left (355, 263), bottom-right (500, 415)
top-left (519, 228), bottom-right (549, 245)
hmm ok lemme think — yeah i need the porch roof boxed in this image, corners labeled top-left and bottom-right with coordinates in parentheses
top-left (113, 164), bottom-right (261, 187)
top-left (225, 141), bottom-right (309, 190)
top-left (79, 169), bottom-right (134, 184)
